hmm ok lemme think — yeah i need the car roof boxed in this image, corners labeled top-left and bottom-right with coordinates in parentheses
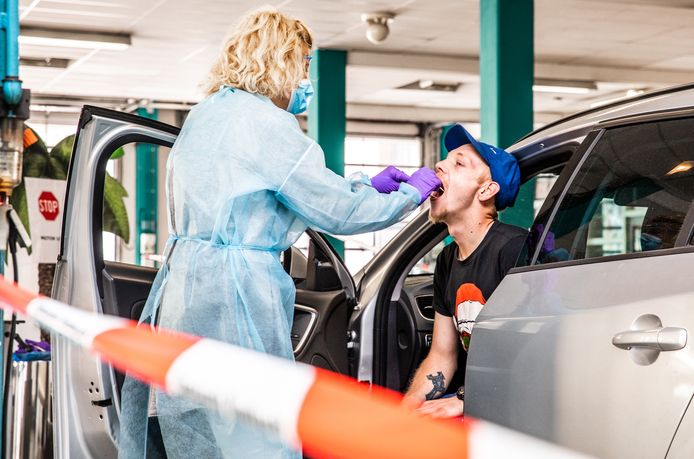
top-left (510, 82), bottom-right (694, 153)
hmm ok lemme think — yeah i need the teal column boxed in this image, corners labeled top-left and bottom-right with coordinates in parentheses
top-left (480, 0), bottom-right (535, 229)
top-left (307, 49), bottom-right (347, 257)
top-left (135, 108), bottom-right (158, 265)
top-left (439, 124), bottom-right (454, 161)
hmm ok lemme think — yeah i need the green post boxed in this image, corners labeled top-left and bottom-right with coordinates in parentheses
top-left (135, 108), bottom-right (158, 265)
top-left (307, 49), bottom-right (347, 257)
top-left (480, 0), bottom-right (535, 229)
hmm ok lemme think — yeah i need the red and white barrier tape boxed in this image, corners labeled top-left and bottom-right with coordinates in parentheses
top-left (0, 277), bottom-right (591, 459)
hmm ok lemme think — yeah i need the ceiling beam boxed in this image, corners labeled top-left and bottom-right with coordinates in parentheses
top-left (348, 51), bottom-right (694, 85)
top-left (346, 103), bottom-right (563, 124)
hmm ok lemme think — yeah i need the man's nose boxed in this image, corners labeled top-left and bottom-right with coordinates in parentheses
top-left (435, 161), bottom-right (445, 174)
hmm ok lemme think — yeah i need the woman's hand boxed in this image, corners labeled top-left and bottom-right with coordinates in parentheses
top-left (370, 166), bottom-right (411, 193)
top-left (407, 167), bottom-right (443, 204)
top-left (415, 397), bottom-right (464, 419)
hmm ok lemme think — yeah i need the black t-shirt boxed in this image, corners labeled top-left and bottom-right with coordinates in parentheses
top-left (433, 221), bottom-right (527, 389)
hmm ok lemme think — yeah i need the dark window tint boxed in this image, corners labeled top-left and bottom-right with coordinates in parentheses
top-left (537, 117), bottom-right (694, 265)
top-left (514, 139), bottom-right (588, 267)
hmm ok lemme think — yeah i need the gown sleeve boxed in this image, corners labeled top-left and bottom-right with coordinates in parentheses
top-left (273, 139), bottom-right (420, 235)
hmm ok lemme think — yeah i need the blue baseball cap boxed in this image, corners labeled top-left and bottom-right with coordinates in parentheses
top-left (444, 124), bottom-right (521, 210)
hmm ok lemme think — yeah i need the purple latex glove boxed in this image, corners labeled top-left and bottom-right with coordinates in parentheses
top-left (370, 166), bottom-right (411, 194)
top-left (25, 339), bottom-right (51, 352)
top-left (407, 167), bottom-right (443, 204)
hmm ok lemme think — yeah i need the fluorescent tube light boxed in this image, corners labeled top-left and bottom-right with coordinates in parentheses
top-left (20, 57), bottom-right (70, 68)
top-left (532, 78), bottom-right (597, 94)
top-left (19, 27), bottom-right (131, 50)
top-left (398, 80), bottom-right (461, 92)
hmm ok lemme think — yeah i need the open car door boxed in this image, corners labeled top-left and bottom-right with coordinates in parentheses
top-left (52, 106), bottom-right (356, 458)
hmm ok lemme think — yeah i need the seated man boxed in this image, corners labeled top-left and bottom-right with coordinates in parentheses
top-left (403, 124), bottom-right (526, 418)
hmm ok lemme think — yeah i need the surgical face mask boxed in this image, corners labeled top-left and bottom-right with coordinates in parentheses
top-left (287, 79), bottom-right (314, 115)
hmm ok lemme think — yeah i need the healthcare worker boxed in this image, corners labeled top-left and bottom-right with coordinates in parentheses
top-left (119, 7), bottom-right (441, 459)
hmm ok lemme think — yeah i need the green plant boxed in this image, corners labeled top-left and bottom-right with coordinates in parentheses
top-left (12, 128), bottom-right (130, 248)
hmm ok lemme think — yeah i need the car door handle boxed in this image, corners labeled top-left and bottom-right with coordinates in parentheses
top-left (612, 327), bottom-right (687, 351)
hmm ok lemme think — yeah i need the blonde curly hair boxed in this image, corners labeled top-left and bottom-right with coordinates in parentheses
top-left (205, 7), bottom-right (313, 98)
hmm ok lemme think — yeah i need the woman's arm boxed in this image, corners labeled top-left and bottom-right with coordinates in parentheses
top-left (275, 142), bottom-right (421, 235)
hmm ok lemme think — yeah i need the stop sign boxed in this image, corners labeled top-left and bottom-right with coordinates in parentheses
top-left (38, 191), bottom-right (60, 221)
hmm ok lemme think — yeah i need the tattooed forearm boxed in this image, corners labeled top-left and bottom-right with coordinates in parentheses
top-left (424, 371), bottom-right (446, 400)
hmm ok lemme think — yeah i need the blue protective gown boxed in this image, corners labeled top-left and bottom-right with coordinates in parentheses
top-left (118, 87), bottom-right (420, 458)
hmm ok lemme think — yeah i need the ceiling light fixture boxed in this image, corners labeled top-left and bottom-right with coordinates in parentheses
top-left (20, 57), bottom-right (70, 68)
top-left (398, 80), bottom-right (461, 92)
top-left (418, 79), bottom-right (434, 89)
top-left (361, 12), bottom-right (395, 44)
top-left (30, 104), bottom-right (83, 114)
top-left (532, 78), bottom-right (597, 94)
top-left (19, 27), bottom-right (131, 50)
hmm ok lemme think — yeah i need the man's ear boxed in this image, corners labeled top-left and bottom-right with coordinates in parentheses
top-left (478, 181), bottom-right (500, 203)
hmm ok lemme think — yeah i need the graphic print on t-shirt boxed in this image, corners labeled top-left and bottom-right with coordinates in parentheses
top-left (454, 283), bottom-right (486, 351)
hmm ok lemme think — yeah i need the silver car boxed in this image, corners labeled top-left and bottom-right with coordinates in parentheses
top-left (53, 83), bottom-right (694, 458)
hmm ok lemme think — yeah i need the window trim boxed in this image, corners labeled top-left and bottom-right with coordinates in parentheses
top-left (529, 113), bottom-right (694, 270)
top-left (675, 201), bottom-right (694, 247)
top-left (526, 131), bottom-right (605, 264)
top-left (510, 244), bottom-right (694, 275)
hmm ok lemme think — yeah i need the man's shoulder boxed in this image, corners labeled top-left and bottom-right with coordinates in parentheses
top-left (484, 222), bottom-right (527, 261)
top-left (439, 242), bottom-right (457, 263)
top-left (492, 222), bottom-right (528, 244)
top-left (433, 242), bottom-right (456, 276)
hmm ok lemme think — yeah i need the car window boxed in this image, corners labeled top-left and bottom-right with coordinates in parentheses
top-left (102, 141), bottom-right (171, 268)
top-left (535, 117), bottom-right (694, 265)
top-left (409, 237), bottom-right (449, 275)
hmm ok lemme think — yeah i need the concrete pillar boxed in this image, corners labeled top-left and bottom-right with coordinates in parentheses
top-left (480, 0), bottom-right (535, 229)
top-left (135, 108), bottom-right (158, 266)
top-left (307, 49), bottom-right (347, 256)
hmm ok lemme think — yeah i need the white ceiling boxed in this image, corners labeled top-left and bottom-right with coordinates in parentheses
top-left (17, 0), bottom-right (694, 123)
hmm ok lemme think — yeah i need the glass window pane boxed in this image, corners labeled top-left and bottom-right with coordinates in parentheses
top-left (537, 117), bottom-right (694, 265)
top-left (342, 136), bottom-right (423, 273)
top-left (409, 238), bottom-right (449, 275)
top-left (105, 143), bottom-right (171, 268)
top-left (345, 136), bottom-right (421, 167)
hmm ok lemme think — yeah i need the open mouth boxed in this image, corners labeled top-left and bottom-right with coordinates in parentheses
top-left (430, 185), bottom-right (445, 200)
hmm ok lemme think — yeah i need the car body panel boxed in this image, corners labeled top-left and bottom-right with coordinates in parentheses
top-left (466, 251), bottom-right (694, 458)
top-left (666, 395), bottom-right (694, 458)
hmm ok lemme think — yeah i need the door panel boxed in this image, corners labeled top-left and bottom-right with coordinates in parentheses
top-left (466, 253), bottom-right (694, 458)
top-left (53, 106), bottom-right (179, 459)
top-left (294, 289), bottom-right (349, 370)
top-left (388, 275), bottom-right (436, 392)
top-left (666, 394), bottom-right (694, 458)
top-left (292, 232), bottom-right (356, 374)
top-left (100, 261), bottom-right (158, 398)
top-left (101, 261), bottom-right (157, 321)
